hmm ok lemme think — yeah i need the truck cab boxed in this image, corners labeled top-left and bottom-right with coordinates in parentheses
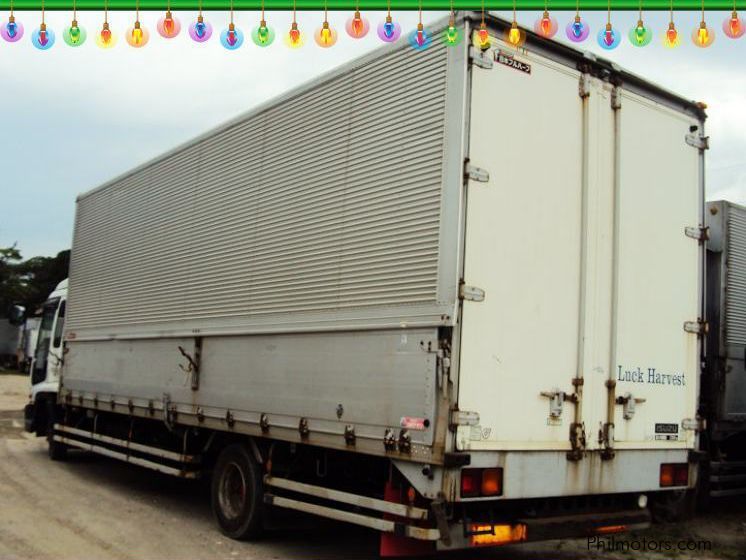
top-left (24, 279), bottom-right (68, 439)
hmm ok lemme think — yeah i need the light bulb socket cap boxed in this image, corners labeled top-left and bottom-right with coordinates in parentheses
top-left (8, 14), bottom-right (15, 23)
top-left (134, 20), bottom-right (141, 29)
top-left (197, 14), bottom-right (203, 23)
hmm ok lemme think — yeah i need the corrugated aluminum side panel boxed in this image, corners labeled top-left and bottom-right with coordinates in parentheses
top-left (67, 44), bottom-right (451, 337)
top-left (726, 204), bottom-right (746, 346)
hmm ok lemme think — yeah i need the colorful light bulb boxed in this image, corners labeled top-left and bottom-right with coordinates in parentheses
top-left (566, 15), bottom-right (589, 42)
top-left (251, 19), bottom-right (275, 46)
top-left (31, 22), bottom-right (55, 49)
top-left (443, 23), bottom-right (462, 45)
top-left (345, 10), bottom-right (369, 38)
top-left (126, 20), bottom-right (149, 47)
top-left (506, 20), bottom-right (524, 47)
top-left (408, 22), bottom-right (430, 50)
top-left (220, 22), bottom-right (244, 49)
top-left (188, 15), bottom-right (212, 42)
top-left (692, 20), bottom-right (714, 47)
top-left (63, 19), bottom-right (87, 46)
top-left (663, 21), bottom-right (680, 47)
top-left (474, 21), bottom-right (490, 50)
top-left (314, 20), bottom-right (337, 47)
top-left (157, 10), bottom-right (181, 38)
top-left (377, 15), bottom-right (401, 42)
top-left (723, 11), bottom-right (745, 38)
top-left (284, 21), bottom-right (303, 48)
top-left (95, 21), bottom-right (117, 48)
top-left (534, 10), bottom-right (558, 38)
top-left (597, 22), bottom-right (620, 49)
top-left (629, 19), bottom-right (652, 46)
top-left (1, 15), bottom-right (24, 42)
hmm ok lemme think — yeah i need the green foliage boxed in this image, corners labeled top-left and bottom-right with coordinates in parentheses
top-left (0, 246), bottom-right (70, 318)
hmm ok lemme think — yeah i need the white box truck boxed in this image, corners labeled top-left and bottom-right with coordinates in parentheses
top-left (26, 13), bottom-right (708, 553)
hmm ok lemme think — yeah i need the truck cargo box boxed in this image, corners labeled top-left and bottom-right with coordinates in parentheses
top-left (60, 13), bottom-right (707, 507)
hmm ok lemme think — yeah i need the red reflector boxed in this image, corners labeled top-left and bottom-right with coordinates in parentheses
top-left (596, 524), bottom-right (627, 534)
top-left (481, 468), bottom-right (503, 496)
top-left (660, 463), bottom-right (688, 487)
top-left (673, 463), bottom-right (689, 486)
top-left (461, 469), bottom-right (480, 498)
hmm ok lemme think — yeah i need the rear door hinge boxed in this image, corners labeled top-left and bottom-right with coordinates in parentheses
top-left (464, 163), bottom-right (489, 183)
top-left (469, 46), bottom-right (494, 69)
top-left (449, 409), bottom-right (480, 430)
top-left (578, 74), bottom-right (591, 99)
top-left (685, 225), bottom-right (709, 243)
top-left (685, 130), bottom-right (709, 150)
top-left (682, 417), bottom-right (705, 432)
top-left (459, 283), bottom-right (485, 302)
top-left (610, 86), bottom-right (622, 110)
top-left (684, 319), bottom-right (708, 336)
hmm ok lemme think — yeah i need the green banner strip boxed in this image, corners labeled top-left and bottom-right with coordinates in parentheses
top-left (0, 0), bottom-right (736, 9)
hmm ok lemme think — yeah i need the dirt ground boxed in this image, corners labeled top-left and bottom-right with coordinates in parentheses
top-left (1, 371), bottom-right (745, 560)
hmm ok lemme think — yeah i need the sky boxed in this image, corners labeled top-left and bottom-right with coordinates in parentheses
top-left (1, 8), bottom-right (745, 258)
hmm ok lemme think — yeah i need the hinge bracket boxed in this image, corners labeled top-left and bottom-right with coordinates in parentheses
top-left (464, 163), bottom-right (489, 183)
top-left (685, 131), bottom-right (709, 150)
top-left (578, 73), bottom-right (591, 98)
top-left (682, 417), bottom-right (705, 432)
top-left (449, 409), bottom-right (480, 430)
top-left (459, 283), bottom-right (485, 302)
top-left (684, 319), bottom-right (708, 336)
top-left (685, 225), bottom-right (709, 243)
top-left (610, 86), bottom-right (622, 110)
top-left (469, 46), bottom-right (494, 69)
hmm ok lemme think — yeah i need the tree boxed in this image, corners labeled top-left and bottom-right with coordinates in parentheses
top-left (0, 247), bottom-right (70, 318)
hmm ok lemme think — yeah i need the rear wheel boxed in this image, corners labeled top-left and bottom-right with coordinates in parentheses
top-left (211, 443), bottom-right (264, 540)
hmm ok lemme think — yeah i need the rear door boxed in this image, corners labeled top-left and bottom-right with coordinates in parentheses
top-left (610, 91), bottom-right (701, 450)
top-left (456, 40), bottom-right (702, 453)
top-left (456, 45), bottom-right (585, 451)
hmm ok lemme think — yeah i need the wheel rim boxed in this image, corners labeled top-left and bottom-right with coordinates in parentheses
top-left (219, 461), bottom-right (247, 520)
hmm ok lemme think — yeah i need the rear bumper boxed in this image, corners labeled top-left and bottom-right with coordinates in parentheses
top-left (438, 508), bottom-right (651, 550)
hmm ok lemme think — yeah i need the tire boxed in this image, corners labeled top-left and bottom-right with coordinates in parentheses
top-left (211, 443), bottom-right (264, 540)
top-left (46, 399), bottom-right (68, 461)
top-left (651, 489), bottom-right (696, 523)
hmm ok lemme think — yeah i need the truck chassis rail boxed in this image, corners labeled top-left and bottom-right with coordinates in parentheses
top-left (52, 423), bottom-right (201, 479)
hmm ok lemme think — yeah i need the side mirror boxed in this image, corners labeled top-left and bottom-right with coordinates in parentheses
top-left (8, 305), bottom-right (26, 326)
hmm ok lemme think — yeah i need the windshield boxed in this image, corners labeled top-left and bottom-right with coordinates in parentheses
top-left (31, 298), bottom-right (59, 385)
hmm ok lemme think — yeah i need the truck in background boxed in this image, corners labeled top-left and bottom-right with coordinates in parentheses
top-left (17, 316), bottom-right (42, 373)
top-left (25, 13), bottom-right (709, 554)
top-left (24, 279), bottom-right (67, 454)
top-left (702, 200), bottom-right (746, 499)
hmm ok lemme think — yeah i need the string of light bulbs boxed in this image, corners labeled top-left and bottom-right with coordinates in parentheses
top-left (2, 4), bottom-right (745, 51)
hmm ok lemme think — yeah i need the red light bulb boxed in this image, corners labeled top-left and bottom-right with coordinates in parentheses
top-left (540, 12), bottom-right (551, 35)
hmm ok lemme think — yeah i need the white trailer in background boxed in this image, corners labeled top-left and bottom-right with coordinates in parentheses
top-left (28, 13), bottom-right (707, 553)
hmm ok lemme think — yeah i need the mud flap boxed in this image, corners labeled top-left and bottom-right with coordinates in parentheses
top-left (379, 482), bottom-right (434, 557)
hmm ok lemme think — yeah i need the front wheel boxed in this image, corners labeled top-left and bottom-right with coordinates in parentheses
top-left (211, 443), bottom-right (265, 540)
top-left (46, 399), bottom-right (67, 461)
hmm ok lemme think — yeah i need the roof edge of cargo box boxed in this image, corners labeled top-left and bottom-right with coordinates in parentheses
top-left (477, 12), bottom-right (707, 125)
top-left (77, 11), bottom-right (706, 203)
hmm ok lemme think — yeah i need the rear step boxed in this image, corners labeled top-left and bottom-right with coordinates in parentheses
top-left (263, 476), bottom-right (441, 541)
top-left (53, 423), bottom-right (201, 478)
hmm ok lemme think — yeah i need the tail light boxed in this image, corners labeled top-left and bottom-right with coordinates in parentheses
top-left (660, 463), bottom-right (689, 487)
top-left (461, 468), bottom-right (503, 498)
